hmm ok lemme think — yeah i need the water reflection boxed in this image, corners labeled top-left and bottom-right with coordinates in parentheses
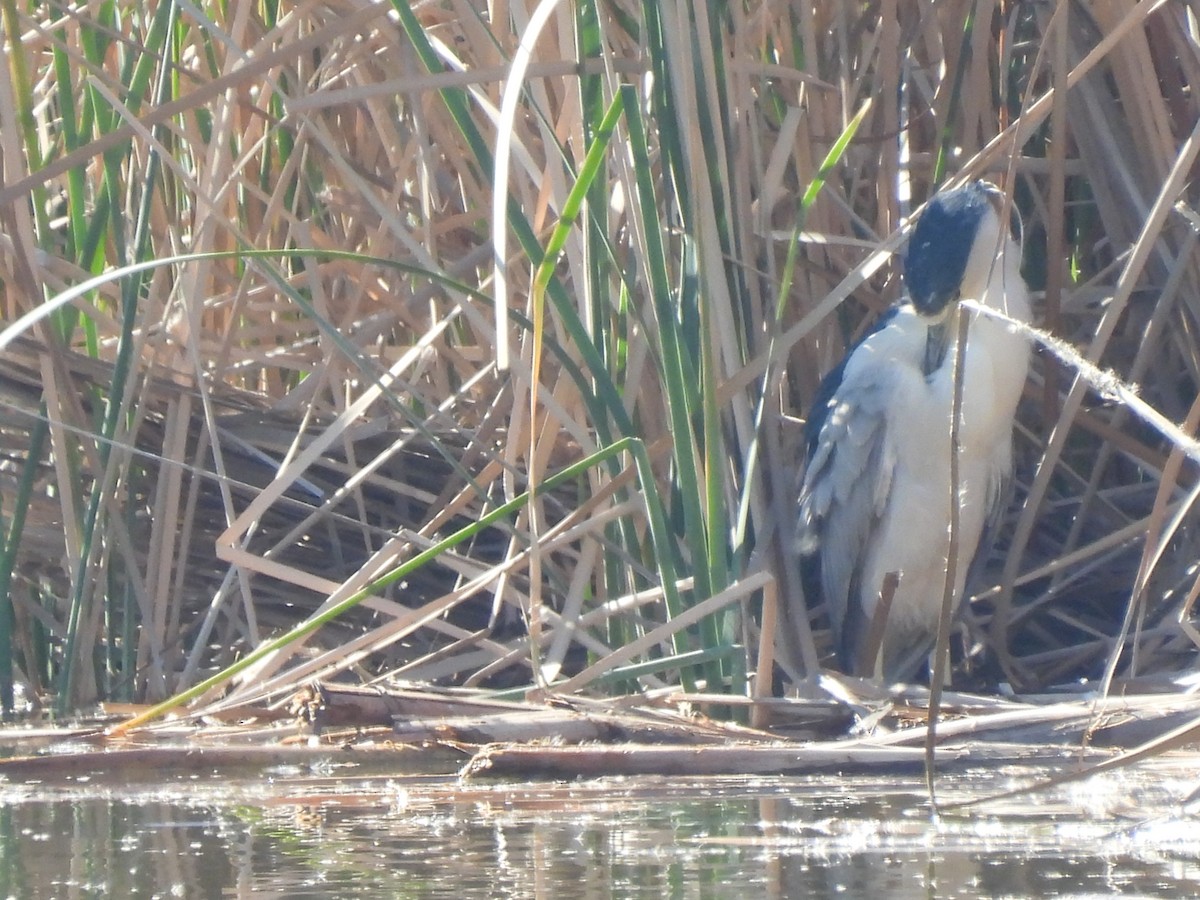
top-left (0, 767), bottom-right (1196, 898)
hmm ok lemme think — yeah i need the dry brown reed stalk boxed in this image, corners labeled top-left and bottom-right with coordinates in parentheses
top-left (1, 0), bottom-right (1199, 722)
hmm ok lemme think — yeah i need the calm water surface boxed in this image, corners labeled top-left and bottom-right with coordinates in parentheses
top-left (0, 759), bottom-right (1197, 898)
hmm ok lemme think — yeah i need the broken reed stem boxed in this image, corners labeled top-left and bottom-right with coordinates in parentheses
top-left (858, 570), bottom-right (900, 680)
top-left (926, 306), bottom-right (972, 808)
top-left (964, 300), bottom-right (1200, 468)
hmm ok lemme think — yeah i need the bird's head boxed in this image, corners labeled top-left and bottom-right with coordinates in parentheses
top-left (904, 180), bottom-right (1023, 372)
top-left (904, 180), bottom-right (1022, 318)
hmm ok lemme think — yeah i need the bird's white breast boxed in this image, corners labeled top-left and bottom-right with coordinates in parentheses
top-left (854, 273), bottom-right (1030, 669)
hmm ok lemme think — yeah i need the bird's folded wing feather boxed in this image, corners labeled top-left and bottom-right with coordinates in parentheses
top-left (797, 363), bottom-right (898, 639)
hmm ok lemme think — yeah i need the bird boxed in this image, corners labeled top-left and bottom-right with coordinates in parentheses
top-left (796, 180), bottom-right (1032, 682)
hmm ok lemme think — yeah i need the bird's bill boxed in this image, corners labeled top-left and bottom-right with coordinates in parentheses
top-left (923, 318), bottom-right (951, 375)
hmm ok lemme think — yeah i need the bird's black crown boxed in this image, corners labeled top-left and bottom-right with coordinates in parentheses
top-left (904, 180), bottom-right (1005, 319)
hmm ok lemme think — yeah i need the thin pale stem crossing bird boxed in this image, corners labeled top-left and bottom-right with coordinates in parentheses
top-left (797, 180), bottom-right (1032, 682)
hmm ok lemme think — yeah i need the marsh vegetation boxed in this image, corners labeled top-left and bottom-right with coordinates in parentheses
top-left (0, 2), bottom-right (1197, 781)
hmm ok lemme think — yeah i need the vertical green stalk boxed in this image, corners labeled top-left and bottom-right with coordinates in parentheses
top-left (576, 0), bottom-right (609, 369)
top-left (395, 0), bottom-right (702, 690)
top-left (0, 417), bottom-right (49, 714)
top-left (622, 89), bottom-right (712, 607)
top-left (56, 0), bottom-right (178, 711)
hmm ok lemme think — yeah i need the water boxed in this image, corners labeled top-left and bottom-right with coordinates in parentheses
top-left (0, 758), bottom-right (1197, 898)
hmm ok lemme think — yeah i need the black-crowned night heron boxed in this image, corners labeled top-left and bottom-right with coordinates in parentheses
top-left (797, 180), bottom-right (1031, 681)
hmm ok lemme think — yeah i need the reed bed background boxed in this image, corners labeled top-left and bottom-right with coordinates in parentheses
top-left (0, 0), bottom-right (1197, 718)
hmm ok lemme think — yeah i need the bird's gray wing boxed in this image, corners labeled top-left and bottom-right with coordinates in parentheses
top-left (797, 363), bottom-right (898, 658)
